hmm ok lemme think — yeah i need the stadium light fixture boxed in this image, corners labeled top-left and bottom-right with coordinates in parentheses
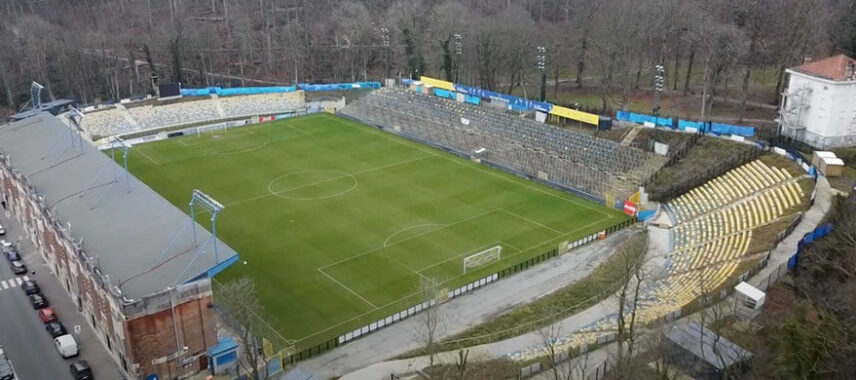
top-left (454, 33), bottom-right (463, 83)
top-left (381, 27), bottom-right (391, 81)
top-left (537, 46), bottom-right (547, 102)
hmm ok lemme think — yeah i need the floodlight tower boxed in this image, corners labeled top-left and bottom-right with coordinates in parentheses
top-left (454, 33), bottom-right (463, 83)
top-left (189, 189), bottom-right (225, 263)
top-left (30, 82), bottom-right (44, 110)
top-left (537, 46), bottom-right (547, 102)
top-left (652, 65), bottom-right (666, 118)
top-left (381, 27), bottom-right (391, 81)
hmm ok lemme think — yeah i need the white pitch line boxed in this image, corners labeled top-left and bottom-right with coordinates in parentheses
top-left (226, 154), bottom-right (437, 208)
top-left (499, 208), bottom-right (565, 236)
top-left (135, 147), bottom-right (162, 166)
top-left (319, 208), bottom-right (500, 271)
top-left (317, 268), bottom-right (378, 309)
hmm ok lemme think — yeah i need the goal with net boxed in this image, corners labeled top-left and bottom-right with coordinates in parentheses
top-left (463, 245), bottom-right (502, 273)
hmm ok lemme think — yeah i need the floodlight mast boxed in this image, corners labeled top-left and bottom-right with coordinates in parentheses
top-left (189, 189), bottom-right (225, 263)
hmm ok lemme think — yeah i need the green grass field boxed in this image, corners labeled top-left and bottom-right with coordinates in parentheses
top-left (121, 113), bottom-right (627, 350)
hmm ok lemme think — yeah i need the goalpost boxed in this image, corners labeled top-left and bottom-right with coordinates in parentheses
top-left (463, 245), bottom-right (502, 273)
top-left (197, 123), bottom-right (228, 136)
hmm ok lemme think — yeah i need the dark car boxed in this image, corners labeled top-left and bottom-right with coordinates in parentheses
top-left (69, 360), bottom-right (93, 380)
top-left (45, 321), bottom-right (67, 338)
top-left (9, 260), bottom-right (25, 275)
top-left (29, 294), bottom-right (48, 309)
top-left (21, 280), bottom-right (39, 295)
top-left (0, 346), bottom-right (14, 380)
top-left (3, 249), bottom-right (20, 262)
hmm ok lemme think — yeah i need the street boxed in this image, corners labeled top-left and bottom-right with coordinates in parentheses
top-left (0, 211), bottom-right (123, 379)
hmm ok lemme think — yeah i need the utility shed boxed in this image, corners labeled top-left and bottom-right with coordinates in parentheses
top-left (735, 281), bottom-right (766, 309)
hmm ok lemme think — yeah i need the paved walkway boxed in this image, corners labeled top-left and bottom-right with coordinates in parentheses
top-left (281, 229), bottom-right (636, 379)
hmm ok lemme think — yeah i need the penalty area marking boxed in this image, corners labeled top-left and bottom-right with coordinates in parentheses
top-left (135, 147), bottom-right (162, 166)
top-left (317, 268), bottom-right (378, 309)
top-left (383, 223), bottom-right (448, 247)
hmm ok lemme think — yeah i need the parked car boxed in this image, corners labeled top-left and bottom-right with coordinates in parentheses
top-left (38, 307), bottom-right (57, 323)
top-left (28, 294), bottom-right (48, 309)
top-left (54, 335), bottom-right (78, 358)
top-left (0, 224), bottom-right (6, 235)
top-left (45, 321), bottom-right (67, 338)
top-left (3, 250), bottom-right (19, 262)
top-left (0, 346), bottom-right (15, 380)
top-left (0, 240), bottom-right (11, 249)
top-left (21, 280), bottom-right (39, 295)
top-left (9, 261), bottom-right (25, 275)
top-left (69, 360), bottom-right (92, 380)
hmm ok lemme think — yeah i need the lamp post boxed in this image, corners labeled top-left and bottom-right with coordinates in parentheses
top-left (381, 27), bottom-right (390, 81)
top-left (454, 33), bottom-right (463, 83)
top-left (652, 64), bottom-right (665, 118)
top-left (537, 46), bottom-right (547, 102)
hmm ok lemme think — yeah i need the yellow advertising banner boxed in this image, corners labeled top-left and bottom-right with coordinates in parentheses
top-left (549, 105), bottom-right (600, 126)
top-left (419, 76), bottom-right (455, 92)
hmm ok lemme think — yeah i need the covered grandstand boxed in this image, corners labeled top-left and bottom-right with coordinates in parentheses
top-left (0, 114), bottom-right (238, 377)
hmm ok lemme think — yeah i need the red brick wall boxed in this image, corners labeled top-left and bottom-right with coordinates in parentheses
top-left (125, 295), bottom-right (216, 378)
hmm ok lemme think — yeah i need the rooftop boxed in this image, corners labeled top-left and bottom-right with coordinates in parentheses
top-left (790, 54), bottom-right (856, 82)
top-left (0, 113), bottom-right (239, 300)
top-left (666, 322), bottom-right (753, 370)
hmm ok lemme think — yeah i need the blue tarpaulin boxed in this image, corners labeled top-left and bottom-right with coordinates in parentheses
top-left (710, 122), bottom-right (755, 137)
top-left (433, 88), bottom-right (452, 98)
top-left (678, 119), bottom-right (705, 131)
top-left (453, 84), bottom-right (551, 112)
top-left (615, 111), bottom-right (673, 128)
top-left (464, 95), bottom-right (481, 105)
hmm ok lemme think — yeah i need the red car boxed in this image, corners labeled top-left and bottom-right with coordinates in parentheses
top-left (38, 307), bottom-right (57, 323)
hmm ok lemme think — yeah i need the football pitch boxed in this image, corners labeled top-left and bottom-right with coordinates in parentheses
top-left (122, 113), bottom-right (628, 349)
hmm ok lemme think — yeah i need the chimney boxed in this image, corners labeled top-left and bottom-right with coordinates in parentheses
top-left (803, 56), bottom-right (812, 64)
top-left (847, 62), bottom-right (856, 81)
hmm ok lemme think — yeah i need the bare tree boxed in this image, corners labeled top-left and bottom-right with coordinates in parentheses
top-left (216, 278), bottom-right (272, 380)
top-left (418, 276), bottom-right (444, 373)
top-left (613, 230), bottom-right (648, 379)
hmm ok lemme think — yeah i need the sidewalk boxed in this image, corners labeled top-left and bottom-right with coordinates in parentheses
top-left (0, 211), bottom-right (124, 379)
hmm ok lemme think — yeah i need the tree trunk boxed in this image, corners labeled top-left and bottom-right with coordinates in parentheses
top-left (683, 44), bottom-right (695, 96)
top-left (739, 65), bottom-right (751, 122)
top-left (672, 43), bottom-right (680, 91)
top-left (576, 33), bottom-right (588, 88)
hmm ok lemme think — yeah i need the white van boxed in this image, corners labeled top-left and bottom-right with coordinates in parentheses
top-left (54, 335), bottom-right (78, 358)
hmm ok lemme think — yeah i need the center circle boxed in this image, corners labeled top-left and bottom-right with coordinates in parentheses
top-left (267, 170), bottom-right (358, 200)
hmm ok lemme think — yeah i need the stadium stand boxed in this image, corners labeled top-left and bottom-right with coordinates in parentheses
top-left (509, 159), bottom-right (809, 361)
top-left (80, 92), bottom-right (306, 139)
top-left (340, 87), bottom-right (666, 201)
top-left (79, 107), bottom-right (135, 138)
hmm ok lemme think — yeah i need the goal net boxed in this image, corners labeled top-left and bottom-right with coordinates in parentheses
top-left (463, 245), bottom-right (502, 273)
top-left (197, 123), bottom-right (227, 136)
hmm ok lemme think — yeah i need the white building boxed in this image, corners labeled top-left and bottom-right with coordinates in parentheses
top-left (780, 54), bottom-right (856, 148)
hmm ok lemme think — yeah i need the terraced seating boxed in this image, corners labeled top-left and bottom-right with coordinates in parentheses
top-left (219, 92), bottom-right (305, 118)
top-left (510, 160), bottom-right (810, 362)
top-left (80, 107), bottom-right (134, 138)
top-left (80, 92), bottom-right (307, 139)
top-left (127, 99), bottom-right (221, 130)
top-left (341, 88), bottom-right (667, 200)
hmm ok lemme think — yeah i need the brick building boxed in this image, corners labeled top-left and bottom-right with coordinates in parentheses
top-left (0, 114), bottom-right (239, 378)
